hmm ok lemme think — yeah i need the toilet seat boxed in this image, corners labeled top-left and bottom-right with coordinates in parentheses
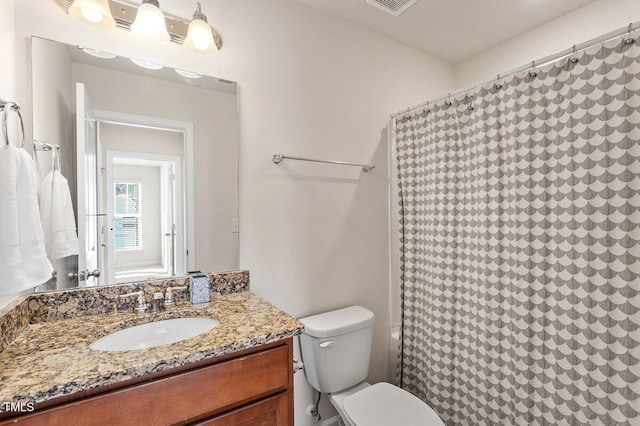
top-left (342, 382), bottom-right (444, 426)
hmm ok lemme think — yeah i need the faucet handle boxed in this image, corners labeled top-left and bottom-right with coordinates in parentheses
top-left (119, 291), bottom-right (148, 313)
top-left (165, 286), bottom-right (188, 307)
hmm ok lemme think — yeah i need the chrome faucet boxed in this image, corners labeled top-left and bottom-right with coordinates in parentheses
top-left (150, 292), bottom-right (165, 314)
top-left (119, 291), bottom-right (149, 313)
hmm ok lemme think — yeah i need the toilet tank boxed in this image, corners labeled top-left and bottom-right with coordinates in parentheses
top-left (299, 306), bottom-right (374, 394)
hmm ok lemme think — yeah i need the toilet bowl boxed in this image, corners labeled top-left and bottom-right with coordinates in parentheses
top-left (299, 306), bottom-right (444, 426)
top-left (331, 382), bottom-right (444, 426)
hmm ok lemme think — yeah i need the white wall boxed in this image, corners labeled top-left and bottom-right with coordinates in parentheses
top-left (31, 39), bottom-right (73, 183)
top-left (99, 122), bottom-right (184, 159)
top-left (0, 0), bottom-right (17, 310)
top-left (0, 0), bottom-right (15, 103)
top-left (12, 1), bottom-right (454, 423)
top-left (454, 0), bottom-right (640, 88)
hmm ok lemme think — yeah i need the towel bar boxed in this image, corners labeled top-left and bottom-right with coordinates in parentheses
top-left (0, 101), bottom-right (25, 148)
top-left (272, 154), bottom-right (375, 172)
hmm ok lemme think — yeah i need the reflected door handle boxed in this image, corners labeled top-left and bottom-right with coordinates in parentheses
top-left (66, 272), bottom-right (78, 280)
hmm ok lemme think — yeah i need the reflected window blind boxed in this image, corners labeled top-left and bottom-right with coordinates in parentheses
top-left (114, 182), bottom-right (142, 250)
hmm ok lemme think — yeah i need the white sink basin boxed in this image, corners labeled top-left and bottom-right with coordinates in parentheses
top-left (90, 318), bottom-right (220, 351)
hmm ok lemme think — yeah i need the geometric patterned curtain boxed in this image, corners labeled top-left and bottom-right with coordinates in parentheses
top-left (394, 34), bottom-right (640, 425)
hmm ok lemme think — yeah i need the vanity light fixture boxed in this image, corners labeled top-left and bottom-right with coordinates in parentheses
top-left (68, 0), bottom-right (116, 28)
top-left (130, 0), bottom-right (170, 44)
top-left (54, 0), bottom-right (223, 53)
top-left (175, 68), bottom-right (202, 79)
top-left (184, 3), bottom-right (218, 55)
top-left (130, 58), bottom-right (164, 70)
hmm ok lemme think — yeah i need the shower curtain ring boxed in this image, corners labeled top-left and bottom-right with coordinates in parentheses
top-left (529, 61), bottom-right (538, 78)
top-left (570, 45), bottom-right (579, 64)
top-left (624, 23), bottom-right (635, 45)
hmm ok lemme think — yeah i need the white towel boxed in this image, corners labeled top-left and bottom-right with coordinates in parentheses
top-left (39, 170), bottom-right (79, 260)
top-left (0, 146), bottom-right (53, 296)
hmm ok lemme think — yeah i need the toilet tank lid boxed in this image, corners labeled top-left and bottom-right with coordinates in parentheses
top-left (299, 306), bottom-right (374, 338)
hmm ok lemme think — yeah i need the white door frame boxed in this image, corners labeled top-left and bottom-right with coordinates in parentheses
top-left (93, 109), bottom-right (196, 272)
top-left (76, 82), bottom-right (100, 287)
top-left (106, 151), bottom-right (183, 282)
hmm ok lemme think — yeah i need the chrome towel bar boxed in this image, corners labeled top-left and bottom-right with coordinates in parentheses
top-left (272, 154), bottom-right (375, 172)
top-left (34, 140), bottom-right (62, 172)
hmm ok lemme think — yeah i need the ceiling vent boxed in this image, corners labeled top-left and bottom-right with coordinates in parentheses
top-left (365, 0), bottom-right (419, 17)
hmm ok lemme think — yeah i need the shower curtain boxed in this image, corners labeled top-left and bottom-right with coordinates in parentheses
top-left (394, 35), bottom-right (640, 425)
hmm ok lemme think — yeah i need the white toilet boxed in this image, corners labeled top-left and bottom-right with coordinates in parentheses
top-left (299, 306), bottom-right (444, 426)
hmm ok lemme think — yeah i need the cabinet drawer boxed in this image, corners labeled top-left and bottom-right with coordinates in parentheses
top-left (194, 393), bottom-right (289, 426)
top-left (5, 345), bottom-right (290, 426)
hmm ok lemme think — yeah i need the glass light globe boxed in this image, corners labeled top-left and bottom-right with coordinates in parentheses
top-left (130, 58), bottom-right (164, 70)
top-left (68, 0), bottom-right (115, 29)
top-left (81, 7), bottom-right (103, 23)
top-left (130, 2), bottom-right (170, 44)
top-left (184, 18), bottom-right (217, 55)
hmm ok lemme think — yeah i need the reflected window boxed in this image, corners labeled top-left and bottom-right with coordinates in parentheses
top-left (114, 182), bottom-right (142, 250)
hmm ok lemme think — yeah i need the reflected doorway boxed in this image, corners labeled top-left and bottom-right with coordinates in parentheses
top-left (106, 154), bottom-right (182, 283)
top-left (99, 121), bottom-right (185, 284)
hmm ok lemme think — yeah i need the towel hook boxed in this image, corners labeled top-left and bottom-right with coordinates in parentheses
top-left (52, 146), bottom-right (61, 172)
top-left (0, 101), bottom-right (25, 148)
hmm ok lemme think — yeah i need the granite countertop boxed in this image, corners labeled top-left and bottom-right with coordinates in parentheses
top-left (0, 291), bottom-right (303, 407)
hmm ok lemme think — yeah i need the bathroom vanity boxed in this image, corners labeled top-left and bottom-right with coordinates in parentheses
top-left (1, 340), bottom-right (293, 425)
top-left (0, 271), bottom-right (303, 425)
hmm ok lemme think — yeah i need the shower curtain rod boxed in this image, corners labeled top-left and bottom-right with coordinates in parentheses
top-left (390, 21), bottom-right (640, 119)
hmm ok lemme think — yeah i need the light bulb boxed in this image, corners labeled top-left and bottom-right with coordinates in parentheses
top-left (130, 58), bottom-right (164, 70)
top-left (175, 68), bottom-right (202, 79)
top-left (80, 47), bottom-right (117, 59)
top-left (68, 0), bottom-right (115, 29)
top-left (81, 7), bottom-right (103, 23)
top-left (190, 27), bottom-right (211, 50)
top-left (131, 2), bottom-right (170, 44)
top-left (184, 16), bottom-right (217, 54)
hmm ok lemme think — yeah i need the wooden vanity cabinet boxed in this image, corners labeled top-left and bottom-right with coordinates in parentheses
top-left (194, 394), bottom-right (289, 426)
top-left (0, 338), bottom-right (294, 426)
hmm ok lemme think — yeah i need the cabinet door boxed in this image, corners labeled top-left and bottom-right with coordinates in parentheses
top-left (1, 346), bottom-right (289, 426)
top-left (194, 393), bottom-right (290, 426)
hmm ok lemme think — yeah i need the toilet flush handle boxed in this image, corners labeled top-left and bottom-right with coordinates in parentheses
top-left (319, 340), bottom-right (334, 348)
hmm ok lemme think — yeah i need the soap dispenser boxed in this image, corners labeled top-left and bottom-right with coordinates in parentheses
top-left (188, 271), bottom-right (211, 304)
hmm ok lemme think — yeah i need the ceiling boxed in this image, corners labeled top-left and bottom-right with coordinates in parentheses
top-left (295, 0), bottom-right (599, 63)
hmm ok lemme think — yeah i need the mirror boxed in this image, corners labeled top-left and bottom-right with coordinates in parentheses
top-left (31, 37), bottom-right (239, 291)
